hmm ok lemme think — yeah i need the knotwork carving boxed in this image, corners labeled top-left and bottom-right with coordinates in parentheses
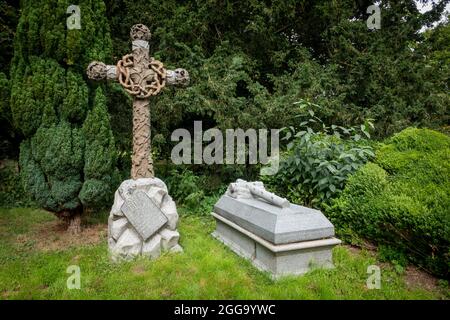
top-left (166, 68), bottom-right (190, 87)
top-left (116, 52), bottom-right (166, 98)
top-left (86, 61), bottom-right (107, 80)
top-left (87, 23), bottom-right (190, 179)
top-left (130, 24), bottom-right (151, 41)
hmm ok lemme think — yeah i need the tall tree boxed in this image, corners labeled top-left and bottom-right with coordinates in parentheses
top-left (10, 0), bottom-right (117, 233)
top-left (103, 0), bottom-right (449, 157)
top-left (0, 0), bottom-right (19, 158)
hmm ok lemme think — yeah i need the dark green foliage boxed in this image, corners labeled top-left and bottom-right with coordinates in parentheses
top-left (79, 178), bottom-right (112, 209)
top-left (10, 0), bottom-right (117, 218)
top-left (263, 101), bottom-right (374, 207)
top-left (80, 87), bottom-right (118, 208)
top-left (105, 83), bottom-right (132, 158)
top-left (10, 57), bottom-right (66, 136)
top-left (166, 168), bottom-right (205, 209)
top-left (0, 160), bottom-right (34, 208)
top-left (0, 72), bottom-right (10, 127)
top-left (60, 71), bottom-right (88, 123)
top-left (20, 122), bottom-right (84, 212)
top-left (0, 72), bottom-right (17, 157)
top-left (4, 0), bottom-right (449, 234)
top-left (103, 0), bottom-right (449, 158)
top-left (423, 22), bottom-right (450, 66)
top-left (0, 1), bottom-right (19, 158)
top-left (0, 1), bottom-right (18, 73)
top-left (165, 168), bottom-right (225, 215)
top-left (378, 245), bottom-right (409, 273)
top-left (11, 0), bottom-right (112, 69)
top-left (327, 128), bottom-right (450, 277)
top-left (319, 1), bottom-right (450, 136)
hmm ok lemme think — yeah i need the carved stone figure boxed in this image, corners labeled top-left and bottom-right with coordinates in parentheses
top-left (226, 179), bottom-right (290, 208)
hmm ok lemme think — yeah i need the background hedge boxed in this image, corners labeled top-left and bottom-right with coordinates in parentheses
top-left (327, 128), bottom-right (450, 278)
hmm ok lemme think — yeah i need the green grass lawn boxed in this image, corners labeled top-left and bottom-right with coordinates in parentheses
top-left (0, 207), bottom-right (447, 299)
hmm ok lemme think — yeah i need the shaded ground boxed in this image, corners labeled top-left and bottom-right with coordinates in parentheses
top-left (0, 207), bottom-right (448, 299)
top-left (403, 266), bottom-right (442, 292)
top-left (345, 245), bottom-right (444, 293)
top-left (16, 220), bottom-right (107, 252)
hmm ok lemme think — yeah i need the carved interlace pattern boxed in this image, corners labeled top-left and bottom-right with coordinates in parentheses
top-left (130, 24), bottom-right (151, 41)
top-left (86, 61), bottom-right (107, 80)
top-left (117, 51), bottom-right (166, 99)
top-left (166, 68), bottom-right (190, 87)
top-left (86, 23), bottom-right (189, 179)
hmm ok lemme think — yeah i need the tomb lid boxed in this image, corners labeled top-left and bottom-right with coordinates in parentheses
top-left (213, 195), bottom-right (335, 244)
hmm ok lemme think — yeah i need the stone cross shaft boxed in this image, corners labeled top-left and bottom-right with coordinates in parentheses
top-left (87, 24), bottom-right (189, 180)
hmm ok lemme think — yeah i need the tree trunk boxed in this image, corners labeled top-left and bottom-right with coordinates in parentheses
top-left (55, 210), bottom-right (82, 234)
top-left (67, 212), bottom-right (82, 235)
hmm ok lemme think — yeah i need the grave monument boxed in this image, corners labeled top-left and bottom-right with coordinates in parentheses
top-left (212, 179), bottom-right (341, 278)
top-left (87, 24), bottom-right (189, 260)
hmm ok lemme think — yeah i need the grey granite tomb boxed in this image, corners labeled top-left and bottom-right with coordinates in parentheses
top-left (212, 179), bottom-right (341, 278)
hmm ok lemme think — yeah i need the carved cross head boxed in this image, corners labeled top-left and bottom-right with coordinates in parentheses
top-left (86, 24), bottom-right (190, 99)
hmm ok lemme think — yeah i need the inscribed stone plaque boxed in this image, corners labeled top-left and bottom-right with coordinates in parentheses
top-left (121, 190), bottom-right (168, 240)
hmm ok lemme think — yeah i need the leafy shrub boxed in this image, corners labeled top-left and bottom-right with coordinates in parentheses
top-left (263, 101), bottom-right (374, 207)
top-left (327, 128), bottom-right (450, 278)
top-left (167, 169), bottom-right (205, 215)
top-left (165, 168), bottom-right (203, 205)
top-left (378, 245), bottom-right (409, 274)
top-left (164, 168), bottom-right (224, 216)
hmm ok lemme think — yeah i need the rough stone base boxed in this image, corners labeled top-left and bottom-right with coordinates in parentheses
top-left (212, 212), bottom-right (341, 279)
top-left (108, 178), bottom-right (182, 262)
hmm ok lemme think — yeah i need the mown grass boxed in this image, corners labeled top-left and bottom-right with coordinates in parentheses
top-left (0, 207), bottom-right (447, 299)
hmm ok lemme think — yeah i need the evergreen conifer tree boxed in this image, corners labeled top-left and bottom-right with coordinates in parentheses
top-left (10, 0), bottom-right (117, 233)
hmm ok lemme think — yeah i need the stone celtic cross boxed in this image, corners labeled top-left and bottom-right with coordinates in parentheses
top-left (87, 24), bottom-right (189, 179)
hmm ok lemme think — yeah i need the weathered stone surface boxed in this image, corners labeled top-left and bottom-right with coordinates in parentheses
top-left (142, 234), bottom-right (162, 259)
top-left (87, 24), bottom-right (189, 179)
top-left (169, 244), bottom-right (184, 253)
top-left (212, 213), bottom-right (341, 279)
top-left (166, 69), bottom-right (190, 87)
top-left (108, 178), bottom-right (182, 261)
top-left (112, 228), bottom-right (142, 260)
top-left (111, 190), bottom-right (124, 217)
top-left (147, 186), bottom-right (166, 206)
top-left (160, 229), bottom-right (180, 250)
top-left (88, 24), bottom-right (187, 261)
top-left (108, 237), bottom-right (116, 251)
top-left (161, 197), bottom-right (178, 230)
top-left (118, 177), bottom-right (167, 198)
top-left (227, 179), bottom-right (289, 208)
top-left (121, 190), bottom-right (168, 240)
top-left (110, 217), bottom-right (128, 241)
